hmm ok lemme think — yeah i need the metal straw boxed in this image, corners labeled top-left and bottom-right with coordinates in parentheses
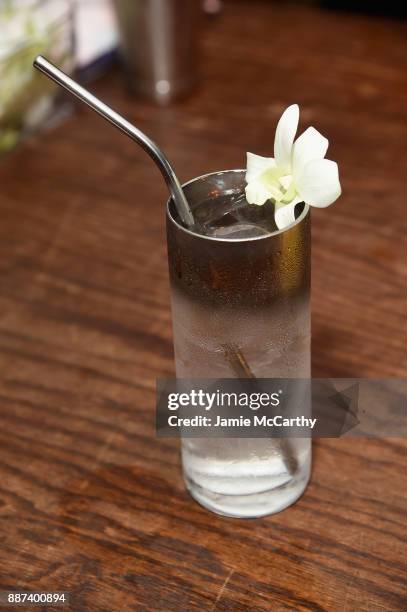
top-left (222, 343), bottom-right (298, 476)
top-left (33, 55), bottom-right (195, 228)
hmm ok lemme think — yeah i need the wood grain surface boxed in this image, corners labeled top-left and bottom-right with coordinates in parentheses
top-left (0, 2), bottom-right (406, 610)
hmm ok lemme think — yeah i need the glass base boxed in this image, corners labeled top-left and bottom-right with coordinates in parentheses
top-left (184, 465), bottom-right (311, 518)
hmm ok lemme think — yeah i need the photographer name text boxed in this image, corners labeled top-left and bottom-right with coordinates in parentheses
top-left (167, 414), bottom-right (317, 429)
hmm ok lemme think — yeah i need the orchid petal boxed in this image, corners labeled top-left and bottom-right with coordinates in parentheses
top-left (246, 152), bottom-right (276, 183)
top-left (274, 197), bottom-right (302, 230)
top-left (292, 127), bottom-right (328, 180)
top-left (274, 104), bottom-right (299, 173)
top-left (245, 181), bottom-right (273, 206)
top-left (296, 159), bottom-right (341, 208)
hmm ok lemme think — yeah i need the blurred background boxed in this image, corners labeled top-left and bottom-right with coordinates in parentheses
top-left (0, 0), bottom-right (405, 155)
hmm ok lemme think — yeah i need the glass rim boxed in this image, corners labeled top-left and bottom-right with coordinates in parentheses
top-left (166, 169), bottom-right (310, 244)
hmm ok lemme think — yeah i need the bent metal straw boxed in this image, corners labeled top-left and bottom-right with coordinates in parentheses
top-left (33, 56), bottom-right (195, 228)
top-left (222, 342), bottom-right (298, 475)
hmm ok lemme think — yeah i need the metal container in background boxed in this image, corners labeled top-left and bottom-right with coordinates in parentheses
top-left (113, 0), bottom-right (201, 104)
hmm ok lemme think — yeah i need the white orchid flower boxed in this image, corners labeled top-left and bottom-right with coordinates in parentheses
top-left (245, 104), bottom-right (341, 230)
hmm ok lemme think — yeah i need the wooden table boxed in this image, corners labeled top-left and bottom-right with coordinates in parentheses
top-left (0, 2), bottom-right (406, 610)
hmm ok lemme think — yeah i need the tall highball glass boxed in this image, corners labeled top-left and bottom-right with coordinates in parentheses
top-left (167, 170), bottom-right (311, 518)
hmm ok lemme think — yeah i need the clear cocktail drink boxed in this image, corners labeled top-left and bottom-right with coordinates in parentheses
top-left (167, 170), bottom-right (311, 517)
